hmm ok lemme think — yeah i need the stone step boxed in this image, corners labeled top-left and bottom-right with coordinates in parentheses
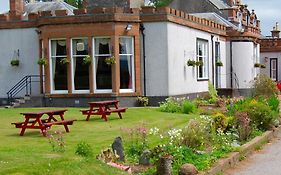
top-left (24, 95), bottom-right (31, 100)
top-left (15, 98), bottom-right (25, 104)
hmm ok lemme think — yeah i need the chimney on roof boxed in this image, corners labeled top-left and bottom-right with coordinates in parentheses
top-left (271, 22), bottom-right (280, 38)
top-left (9, 0), bottom-right (24, 16)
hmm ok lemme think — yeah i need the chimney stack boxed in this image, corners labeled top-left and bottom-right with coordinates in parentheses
top-left (271, 22), bottom-right (280, 38)
top-left (9, 0), bottom-right (24, 20)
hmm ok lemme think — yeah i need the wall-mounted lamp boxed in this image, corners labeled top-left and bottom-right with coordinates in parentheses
top-left (126, 24), bottom-right (132, 31)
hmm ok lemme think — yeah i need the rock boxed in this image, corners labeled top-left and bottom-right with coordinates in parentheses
top-left (112, 137), bottom-right (125, 162)
top-left (139, 149), bottom-right (151, 165)
top-left (179, 163), bottom-right (198, 175)
top-left (156, 155), bottom-right (173, 175)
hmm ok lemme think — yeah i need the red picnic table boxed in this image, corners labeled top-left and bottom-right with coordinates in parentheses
top-left (80, 100), bottom-right (127, 121)
top-left (11, 109), bottom-right (76, 136)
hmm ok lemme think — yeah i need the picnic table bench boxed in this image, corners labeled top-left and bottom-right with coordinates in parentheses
top-left (11, 109), bottom-right (76, 136)
top-left (80, 100), bottom-right (127, 121)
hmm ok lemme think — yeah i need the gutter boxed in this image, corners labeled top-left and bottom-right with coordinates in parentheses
top-left (140, 23), bottom-right (146, 96)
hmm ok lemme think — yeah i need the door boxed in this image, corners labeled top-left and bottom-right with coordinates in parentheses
top-left (270, 58), bottom-right (278, 81)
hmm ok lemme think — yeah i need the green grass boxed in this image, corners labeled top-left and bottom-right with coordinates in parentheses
top-left (0, 107), bottom-right (191, 175)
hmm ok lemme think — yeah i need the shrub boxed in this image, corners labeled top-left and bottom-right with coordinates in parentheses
top-left (182, 100), bottom-right (197, 114)
top-left (212, 113), bottom-right (228, 132)
top-left (208, 81), bottom-right (218, 104)
top-left (234, 112), bottom-right (252, 142)
top-left (75, 141), bottom-right (93, 157)
top-left (267, 95), bottom-right (280, 113)
top-left (181, 116), bottom-right (213, 150)
top-left (242, 99), bottom-right (278, 130)
top-left (137, 96), bottom-right (149, 107)
top-left (252, 74), bottom-right (278, 98)
top-left (159, 97), bottom-right (181, 113)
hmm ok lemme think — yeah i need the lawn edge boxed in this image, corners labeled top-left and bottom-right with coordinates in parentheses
top-left (201, 126), bottom-right (281, 175)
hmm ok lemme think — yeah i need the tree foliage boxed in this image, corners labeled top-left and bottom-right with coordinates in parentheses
top-left (149, 0), bottom-right (173, 7)
top-left (64, 0), bottom-right (83, 8)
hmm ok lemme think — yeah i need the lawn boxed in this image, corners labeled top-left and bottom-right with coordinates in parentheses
top-left (0, 107), bottom-right (190, 175)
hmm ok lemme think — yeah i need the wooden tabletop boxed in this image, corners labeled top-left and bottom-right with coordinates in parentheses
top-left (20, 109), bottom-right (68, 115)
top-left (88, 100), bottom-right (119, 105)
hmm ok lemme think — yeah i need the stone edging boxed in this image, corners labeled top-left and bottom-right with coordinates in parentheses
top-left (201, 126), bottom-right (281, 175)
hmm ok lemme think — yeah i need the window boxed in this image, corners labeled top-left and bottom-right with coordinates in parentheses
top-left (119, 37), bottom-right (135, 92)
top-left (93, 38), bottom-right (112, 92)
top-left (50, 39), bottom-right (68, 93)
top-left (270, 58), bottom-right (278, 81)
top-left (71, 38), bottom-right (90, 92)
top-left (197, 39), bottom-right (209, 80)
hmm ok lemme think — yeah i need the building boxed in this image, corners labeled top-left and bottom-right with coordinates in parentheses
top-left (0, 0), bottom-right (261, 107)
top-left (260, 23), bottom-right (281, 82)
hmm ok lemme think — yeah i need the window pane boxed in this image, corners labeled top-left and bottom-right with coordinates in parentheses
top-left (73, 56), bottom-right (89, 90)
top-left (120, 55), bottom-right (133, 89)
top-left (51, 40), bottom-right (66, 56)
top-left (119, 38), bottom-right (133, 54)
top-left (52, 58), bottom-right (68, 90)
top-left (95, 38), bottom-right (111, 55)
top-left (72, 39), bottom-right (88, 56)
top-left (95, 56), bottom-right (112, 89)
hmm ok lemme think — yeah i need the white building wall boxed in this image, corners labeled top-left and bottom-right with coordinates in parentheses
top-left (144, 22), bottom-right (227, 96)
top-left (166, 22), bottom-right (227, 96)
top-left (232, 41), bottom-right (256, 89)
top-left (144, 22), bottom-right (169, 96)
top-left (0, 28), bottom-right (40, 100)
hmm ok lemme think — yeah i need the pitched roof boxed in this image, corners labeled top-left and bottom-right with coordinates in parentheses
top-left (208, 0), bottom-right (230, 9)
top-left (191, 12), bottom-right (238, 29)
top-left (23, 1), bottom-right (76, 19)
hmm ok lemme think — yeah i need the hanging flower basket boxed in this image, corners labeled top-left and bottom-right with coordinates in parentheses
top-left (187, 59), bottom-right (196, 67)
top-left (216, 61), bottom-right (223, 67)
top-left (37, 57), bottom-right (48, 66)
top-left (195, 61), bottom-right (204, 67)
top-left (82, 55), bottom-right (92, 65)
top-left (105, 56), bottom-right (116, 66)
top-left (60, 58), bottom-right (70, 65)
top-left (254, 63), bottom-right (261, 68)
top-left (260, 64), bottom-right (266, 68)
top-left (10, 59), bottom-right (20, 66)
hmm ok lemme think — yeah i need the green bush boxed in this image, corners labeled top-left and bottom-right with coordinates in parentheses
top-left (159, 98), bottom-right (181, 113)
top-left (242, 99), bottom-right (278, 130)
top-left (182, 100), bottom-right (197, 114)
top-left (75, 141), bottom-right (93, 157)
top-left (208, 81), bottom-right (218, 104)
top-left (234, 112), bottom-right (252, 142)
top-left (212, 113), bottom-right (228, 132)
top-left (267, 95), bottom-right (280, 113)
top-left (181, 116), bottom-right (213, 150)
top-left (252, 74), bottom-right (278, 98)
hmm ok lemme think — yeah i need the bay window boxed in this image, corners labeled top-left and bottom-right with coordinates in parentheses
top-left (93, 38), bottom-right (112, 92)
top-left (71, 38), bottom-right (90, 92)
top-left (50, 39), bottom-right (68, 93)
top-left (119, 37), bottom-right (135, 93)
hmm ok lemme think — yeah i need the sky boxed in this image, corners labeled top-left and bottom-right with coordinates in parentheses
top-left (0, 0), bottom-right (280, 36)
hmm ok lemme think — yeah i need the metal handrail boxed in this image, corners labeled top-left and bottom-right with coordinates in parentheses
top-left (7, 75), bottom-right (42, 104)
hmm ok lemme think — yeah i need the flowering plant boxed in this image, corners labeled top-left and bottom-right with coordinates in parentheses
top-left (82, 55), bottom-right (92, 65)
top-left (105, 56), bottom-right (116, 65)
top-left (59, 58), bottom-right (69, 65)
top-left (37, 57), bottom-right (48, 66)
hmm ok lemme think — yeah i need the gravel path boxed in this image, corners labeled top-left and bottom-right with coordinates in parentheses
top-left (224, 130), bottom-right (281, 175)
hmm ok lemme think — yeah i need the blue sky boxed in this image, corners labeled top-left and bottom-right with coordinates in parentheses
top-left (0, 0), bottom-right (279, 35)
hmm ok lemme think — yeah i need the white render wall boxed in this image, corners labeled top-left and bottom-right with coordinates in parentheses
top-left (144, 22), bottom-right (227, 96)
top-left (232, 42), bottom-right (259, 89)
top-left (0, 28), bottom-right (40, 99)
